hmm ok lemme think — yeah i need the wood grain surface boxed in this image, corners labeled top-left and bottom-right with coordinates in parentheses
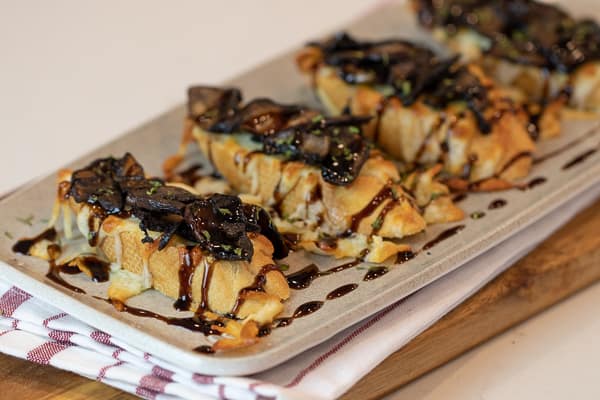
top-left (1, 199), bottom-right (598, 400)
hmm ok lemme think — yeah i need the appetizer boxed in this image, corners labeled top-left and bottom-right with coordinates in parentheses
top-left (297, 33), bottom-right (536, 190)
top-left (14, 153), bottom-right (290, 351)
top-left (165, 86), bottom-right (464, 263)
top-left (413, 0), bottom-right (600, 121)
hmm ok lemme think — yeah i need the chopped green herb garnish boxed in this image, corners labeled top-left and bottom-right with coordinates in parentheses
top-left (278, 263), bottom-right (290, 272)
top-left (218, 208), bottom-right (232, 216)
top-left (98, 187), bottom-right (114, 195)
top-left (4, 231), bottom-right (13, 239)
top-left (221, 244), bottom-right (232, 251)
top-left (234, 247), bottom-right (242, 257)
top-left (470, 211), bottom-right (485, 220)
top-left (381, 52), bottom-right (390, 66)
top-left (371, 216), bottom-right (383, 231)
top-left (311, 129), bottom-right (322, 136)
top-left (87, 231), bottom-right (95, 241)
top-left (311, 114), bottom-right (324, 123)
top-left (16, 215), bottom-right (34, 226)
top-left (201, 230), bottom-right (211, 241)
top-left (379, 85), bottom-right (395, 97)
top-left (146, 180), bottom-right (162, 196)
top-left (348, 126), bottom-right (360, 134)
top-left (430, 193), bottom-right (443, 201)
top-left (401, 80), bottom-right (412, 96)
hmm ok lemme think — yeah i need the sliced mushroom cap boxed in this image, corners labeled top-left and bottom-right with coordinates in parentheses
top-left (184, 195), bottom-right (255, 261)
top-left (187, 86), bottom-right (242, 128)
top-left (262, 115), bottom-right (372, 185)
top-left (125, 183), bottom-right (197, 215)
top-left (211, 98), bottom-right (307, 135)
top-left (69, 152), bottom-right (145, 214)
top-left (68, 154), bottom-right (288, 261)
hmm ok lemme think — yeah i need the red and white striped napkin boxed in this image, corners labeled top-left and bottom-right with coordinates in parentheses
top-left (0, 185), bottom-right (598, 400)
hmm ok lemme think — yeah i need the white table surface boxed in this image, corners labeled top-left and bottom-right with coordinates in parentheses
top-left (1, 1), bottom-right (599, 399)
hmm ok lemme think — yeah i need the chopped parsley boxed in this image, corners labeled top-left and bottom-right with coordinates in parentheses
top-left (430, 192), bottom-right (443, 201)
top-left (348, 126), bottom-right (360, 134)
top-left (201, 230), bottom-right (211, 241)
top-left (146, 180), bottom-right (162, 196)
top-left (371, 216), bottom-right (383, 231)
top-left (278, 263), bottom-right (290, 272)
top-left (97, 187), bottom-right (114, 195)
top-left (16, 215), bottom-right (34, 226)
top-left (470, 211), bottom-right (485, 220)
top-left (401, 80), bottom-right (412, 97)
top-left (218, 208), bottom-right (232, 216)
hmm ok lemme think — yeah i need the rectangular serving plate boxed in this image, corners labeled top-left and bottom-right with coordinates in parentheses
top-left (1, 2), bottom-right (600, 376)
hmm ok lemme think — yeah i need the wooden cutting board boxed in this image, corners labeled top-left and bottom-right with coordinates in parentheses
top-left (1, 199), bottom-right (599, 400)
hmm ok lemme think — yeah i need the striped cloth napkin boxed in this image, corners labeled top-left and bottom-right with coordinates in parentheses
top-left (0, 185), bottom-right (598, 400)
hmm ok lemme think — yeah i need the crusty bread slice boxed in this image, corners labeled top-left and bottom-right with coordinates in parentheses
top-left (182, 124), bottom-right (464, 263)
top-left (41, 166), bottom-right (291, 351)
top-left (298, 47), bottom-right (537, 187)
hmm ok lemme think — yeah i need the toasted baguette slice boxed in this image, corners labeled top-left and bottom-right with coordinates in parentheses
top-left (297, 33), bottom-right (536, 188)
top-left (413, 0), bottom-right (600, 116)
top-left (166, 87), bottom-right (464, 263)
top-left (38, 154), bottom-right (289, 351)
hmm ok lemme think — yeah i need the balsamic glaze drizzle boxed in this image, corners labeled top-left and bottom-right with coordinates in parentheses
top-left (363, 267), bottom-right (389, 281)
top-left (286, 258), bottom-right (362, 290)
top-left (326, 284), bottom-right (359, 300)
top-left (12, 228), bottom-right (57, 255)
top-left (98, 297), bottom-right (222, 336)
top-left (562, 149), bottom-right (598, 170)
top-left (488, 199), bottom-right (507, 210)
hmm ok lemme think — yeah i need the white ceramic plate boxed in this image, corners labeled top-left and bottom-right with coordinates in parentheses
top-left (0, 2), bottom-right (599, 376)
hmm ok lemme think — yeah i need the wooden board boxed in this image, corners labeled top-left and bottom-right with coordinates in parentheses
top-left (0, 199), bottom-right (598, 400)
